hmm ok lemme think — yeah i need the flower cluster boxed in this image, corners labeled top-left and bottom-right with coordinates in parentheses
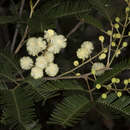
top-left (20, 29), bottom-right (67, 79)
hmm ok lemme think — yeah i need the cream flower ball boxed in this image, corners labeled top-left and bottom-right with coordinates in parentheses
top-left (44, 51), bottom-right (54, 63)
top-left (20, 56), bottom-right (33, 70)
top-left (50, 35), bottom-right (67, 48)
top-left (91, 62), bottom-right (105, 76)
top-left (35, 56), bottom-right (48, 69)
top-left (47, 35), bottom-right (67, 54)
top-left (31, 66), bottom-right (43, 79)
top-left (44, 29), bottom-right (56, 42)
top-left (26, 37), bottom-right (47, 56)
top-left (81, 41), bottom-right (94, 54)
top-left (76, 48), bottom-right (88, 60)
top-left (45, 63), bottom-right (59, 76)
top-left (77, 41), bottom-right (94, 60)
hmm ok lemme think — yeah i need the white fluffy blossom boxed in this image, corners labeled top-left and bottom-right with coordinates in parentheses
top-left (26, 37), bottom-right (47, 56)
top-left (35, 56), bottom-right (48, 69)
top-left (91, 62), bottom-right (105, 76)
top-left (47, 35), bottom-right (67, 54)
top-left (44, 29), bottom-right (56, 42)
top-left (45, 63), bottom-right (59, 76)
top-left (20, 56), bottom-right (33, 70)
top-left (44, 51), bottom-right (54, 63)
top-left (77, 41), bottom-right (94, 60)
top-left (31, 66), bottom-right (43, 79)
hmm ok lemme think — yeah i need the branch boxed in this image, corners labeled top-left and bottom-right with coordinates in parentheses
top-left (14, 0), bottom-right (41, 54)
top-left (66, 19), bottom-right (84, 38)
top-left (11, 0), bottom-right (25, 53)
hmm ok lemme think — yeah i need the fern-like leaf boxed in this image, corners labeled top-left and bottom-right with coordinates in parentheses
top-left (97, 93), bottom-right (130, 117)
top-left (0, 87), bottom-right (36, 130)
top-left (48, 95), bottom-right (91, 127)
top-left (96, 59), bottom-right (130, 85)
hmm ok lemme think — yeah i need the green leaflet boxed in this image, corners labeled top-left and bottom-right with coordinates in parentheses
top-left (0, 87), bottom-right (36, 130)
top-left (95, 59), bottom-right (130, 85)
top-left (97, 93), bottom-right (130, 117)
top-left (48, 95), bottom-right (91, 127)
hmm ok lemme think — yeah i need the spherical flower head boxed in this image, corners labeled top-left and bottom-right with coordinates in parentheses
top-left (99, 53), bottom-right (106, 60)
top-left (75, 73), bottom-right (81, 76)
top-left (111, 77), bottom-right (116, 83)
top-left (107, 30), bottom-right (112, 36)
top-left (26, 37), bottom-right (46, 56)
top-left (76, 48), bottom-right (88, 60)
top-left (115, 49), bottom-right (121, 57)
top-left (77, 41), bottom-right (94, 60)
top-left (125, 7), bottom-right (130, 12)
top-left (91, 62), bottom-right (105, 76)
top-left (35, 56), bottom-right (48, 69)
top-left (114, 23), bottom-right (119, 29)
top-left (122, 42), bottom-right (128, 47)
top-left (96, 84), bottom-right (101, 89)
top-left (104, 48), bottom-right (108, 53)
top-left (124, 79), bottom-right (128, 85)
top-left (48, 35), bottom-right (67, 54)
top-left (128, 32), bottom-right (130, 36)
top-left (101, 93), bottom-right (107, 99)
top-left (111, 41), bottom-right (116, 47)
top-left (44, 51), bottom-right (54, 63)
top-left (115, 78), bottom-right (120, 83)
top-left (44, 29), bottom-right (56, 42)
top-left (115, 33), bottom-right (121, 39)
top-left (99, 35), bottom-right (104, 43)
top-left (20, 56), bottom-right (33, 70)
top-left (31, 66), bottom-right (43, 79)
top-left (115, 17), bottom-right (120, 23)
top-left (45, 63), bottom-right (59, 76)
top-left (117, 91), bottom-right (122, 97)
top-left (73, 60), bottom-right (79, 66)
top-left (51, 35), bottom-right (67, 48)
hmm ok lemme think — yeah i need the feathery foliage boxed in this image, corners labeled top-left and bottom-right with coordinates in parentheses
top-left (48, 95), bottom-right (91, 127)
top-left (97, 93), bottom-right (130, 117)
top-left (95, 59), bottom-right (130, 85)
top-left (0, 87), bottom-right (36, 130)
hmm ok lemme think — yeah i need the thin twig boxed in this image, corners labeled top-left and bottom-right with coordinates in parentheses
top-left (84, 77), bottom-right (94, 102)
top-left (11, 0), bottom-right (25, 53)
top-left (14, 0), bottom-right (41, 54)
top-left (66, 19), bottom-right (84, 38)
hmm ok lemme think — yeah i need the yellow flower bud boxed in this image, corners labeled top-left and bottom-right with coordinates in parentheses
top-left (111, 41), bottom-right (116, 47)
top-left (128, 78), bottom-right (130, 83)
top-left (99, 35), bottom-right (104, 43)
top-left (125, 7), bottom-right (130, 12)
top-left (73, 60), bottom-right (79, 66)
top-left (128, 32), bottom-right (130, 36)
top-left (101, 93), bottom-right (107, 99)
top-left (106, 85), bottom-right (112, 90)
top-left (104, 48), bottom-right (108, 53)
top-left (116, 78), bottom-right (120, 83)
top-left (122, 42), bottom-right (128, 47)
top-left (124, 79), bottom-right (128, 85)
top-left (99, 53), bottom-right (106, 60)
top-left (115, 17), bottom-right (120, 22)
top-left (114, 23), bottom-right (119, 29)
top-left (112, 78), bottom-right (116, 83)
top-left (96, 84), bottom-right (101, 89)
top-left (115, 33), bottom-right (121, 38)
top-left (75, 73), bottom-right (81, 76)
top-left (115, 49), bottom-right (121, 57)
top-left (107, 30), bottom-right (112, 35)
top-left (117, 91), bottom-right (122, 97)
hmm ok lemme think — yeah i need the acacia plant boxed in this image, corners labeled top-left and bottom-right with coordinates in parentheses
top-left (0, 0), bottom-right (130, 130)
